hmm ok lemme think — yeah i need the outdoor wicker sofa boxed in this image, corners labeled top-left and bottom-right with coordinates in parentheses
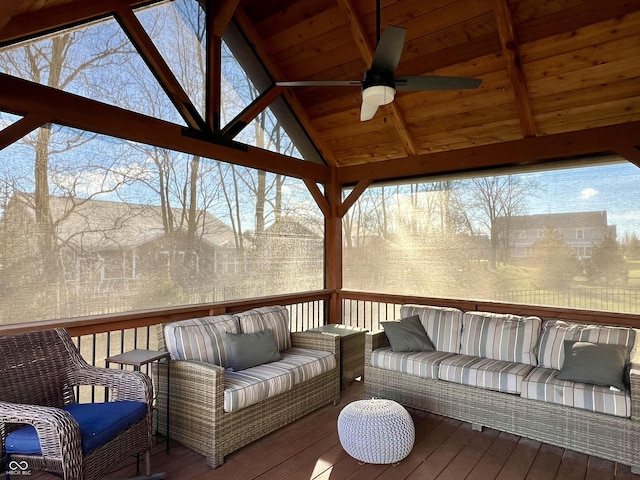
top-left (153, 305), bottom-right (340, 468)
top-left (365, 305), bottom-right (640, 473)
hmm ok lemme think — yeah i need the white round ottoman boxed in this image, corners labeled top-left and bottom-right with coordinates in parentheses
top-left (337, 398), bottom-right (415, 464)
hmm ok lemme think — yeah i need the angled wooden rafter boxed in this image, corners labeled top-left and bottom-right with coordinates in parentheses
top-left (0, 0), bottom-right (155, 46)
top-left (0, 113), bottom-right (51, 150)
top-left (303, 178), bottom-right (330, 217)
top-left (336, 0), bottom-right (418, 156)
top-left (114, 5), bottom-right (207, 131)
top-left (233, 9), bottom-right (339, 167)
top-left (493, 0), bottom-right (537, 138)
top-left (304, 177), bottom-right (372, 219)
top-left (615, 145), bottom-right (640, 168)
top-left (339, 179), bottom-right (372, 218)
top-left (221, 85), bottom-right (284, 139)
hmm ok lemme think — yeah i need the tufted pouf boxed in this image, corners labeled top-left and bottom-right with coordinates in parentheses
top-left (337, 398), bottom-right (415, 464)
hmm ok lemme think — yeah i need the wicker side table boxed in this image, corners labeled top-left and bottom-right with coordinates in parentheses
top-left (309, 324), bottom-right (367, 390)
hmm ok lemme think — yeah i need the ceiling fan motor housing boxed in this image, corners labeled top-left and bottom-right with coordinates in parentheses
top-left (362, 68), bottom-right (396, 105)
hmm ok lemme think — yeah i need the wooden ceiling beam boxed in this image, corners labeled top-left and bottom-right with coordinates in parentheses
top-left (493, 0), bottom-right (536, 138)
top-left (234, 8), bottom-right (338, 167)
top-left (114, 5), bottom-right (207, 131)
top-left (337, 120), bottom-right (640, 185)
top-left (0, 72), bottom-right (331, 183)
top-left (336, 0), bottom-right (418, 156)
top-left (0, 1), bottom-right (25, 38)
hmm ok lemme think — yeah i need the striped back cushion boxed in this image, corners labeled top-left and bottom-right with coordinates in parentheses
top-left (400, 305), bottom-right (463, 353)
top-left (538, 319), bottom-right (636, 370)
top-left (237, 305), bottom-right (292, 352)
top-left (460, 312), bottom-right (542, 365)
top-left (164, 314), bottom-right (239, 367)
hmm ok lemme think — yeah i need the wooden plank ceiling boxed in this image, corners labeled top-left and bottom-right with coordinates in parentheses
top-left (1, 0), bottom-right (640, 178)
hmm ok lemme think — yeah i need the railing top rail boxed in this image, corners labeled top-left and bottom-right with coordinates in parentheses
top-left (340, 289), bottom-right (640, 328)
top-left (0, 289), bottom-right (333, 337)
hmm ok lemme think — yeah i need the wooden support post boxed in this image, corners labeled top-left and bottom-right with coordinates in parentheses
top-left (325, 167), bottom-right (343, 324)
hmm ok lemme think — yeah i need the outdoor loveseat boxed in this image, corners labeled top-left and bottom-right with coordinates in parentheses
top-left (154, 305), bottom-right (340, 468)
top-left (365, 304), bottom-right (640, 473)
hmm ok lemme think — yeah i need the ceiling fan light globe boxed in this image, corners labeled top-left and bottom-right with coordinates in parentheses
top-left (363, 85), bottom-right (396, 106)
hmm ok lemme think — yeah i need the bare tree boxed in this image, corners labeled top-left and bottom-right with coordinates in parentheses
top-left (0, 25), bottom-right (143, 319)
top-left (467, 175), bottom-right (534, 268)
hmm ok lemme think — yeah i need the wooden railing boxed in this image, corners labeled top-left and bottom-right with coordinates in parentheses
top-left (2, 287), bottom-right (639, 383)
top-left (339, 290), bottom-right (640, 331)
top-left (0, 290), bottom-right (332, 401)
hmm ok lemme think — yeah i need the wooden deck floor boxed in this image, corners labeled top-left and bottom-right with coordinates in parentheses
top-left (31, 381), bottom-right (640, 480)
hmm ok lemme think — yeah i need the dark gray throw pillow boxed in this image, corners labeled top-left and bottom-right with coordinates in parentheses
top-left (381, 315), bottom-right (435, 352)
top-left (224, 329), bottom-right (281, 371)
top-left (556, 340), bottom-right (628, 391)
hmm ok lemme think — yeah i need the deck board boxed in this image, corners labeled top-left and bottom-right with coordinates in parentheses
top-left (27, 380), bottom-right (640, 480)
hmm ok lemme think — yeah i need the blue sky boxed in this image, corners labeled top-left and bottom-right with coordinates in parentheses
top-left (525, 160), bottom-right (640, 237)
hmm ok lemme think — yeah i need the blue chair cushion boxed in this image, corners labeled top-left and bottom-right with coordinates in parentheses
top-left (6, 401), bottom-right (147, 455)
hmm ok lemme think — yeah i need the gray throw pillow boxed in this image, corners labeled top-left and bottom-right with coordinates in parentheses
top-left (556, 340), bottom-right (628, 391)
top-left (224, 329), bottom-right (281, 371)
top-left (381, 315), bottom-right (435, 352)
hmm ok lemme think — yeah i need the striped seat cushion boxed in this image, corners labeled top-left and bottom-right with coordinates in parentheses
top-left (224, 362), bottom-right (294, 412)
top-left (537, 320), bottom-right (636, 370)
top-left (438, 354), bottom-right (534, 394)
top-left (223, 348), bottom-right (336, 412)
top-left (164, 314), bottom-right (239, 367)
top-left (371, 347), bottom-right (454, 379)
top-left (461, 312), bottom-right (542, 366)
top-left (521, 367), bottom-right (631, 417)
top-left (277, 347), bottom-right (337, 384)
top-left (237, 305), bottom-right (292, 352)
top-left (400, 305), bottom-right (463, 353)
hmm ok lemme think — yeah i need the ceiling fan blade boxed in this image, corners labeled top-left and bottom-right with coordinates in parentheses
top-left (276, 80), bottom-right (362, 87)
top-left (370, 25), bottom-right (406, 73)
top-left (395, 76), bottom-right (482, 91)
top-left (360, 101), bottom-right (379, 121)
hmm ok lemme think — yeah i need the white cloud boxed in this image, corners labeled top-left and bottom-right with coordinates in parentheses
top-left (579, 188), bottom-right (598, 200)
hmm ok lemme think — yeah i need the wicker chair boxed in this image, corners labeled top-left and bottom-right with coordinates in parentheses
top-left (0, 328), bottom-right (155, 480)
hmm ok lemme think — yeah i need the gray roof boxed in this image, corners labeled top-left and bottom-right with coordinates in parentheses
top-left (496, 211), bottom-right (609, 230)
top-left (10, 193), bottom-right (240, 251)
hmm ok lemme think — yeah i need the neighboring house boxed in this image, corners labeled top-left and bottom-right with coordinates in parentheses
top-left (496, 211), bottom-right (616, 260)
top-left (259, 216), bottom-right (323, 263)
top-left (3, 193), bottom-right (246, 288)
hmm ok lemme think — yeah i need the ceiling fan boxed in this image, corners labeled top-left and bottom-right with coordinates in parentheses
top-left (276, 2), bottom-right (482, 121)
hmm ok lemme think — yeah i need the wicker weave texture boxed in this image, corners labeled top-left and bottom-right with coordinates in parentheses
top-left (0, 328), bottom-right (154, 480)
top-left (338, 399), bottom-right (415, 464)
top-left (154, 329), bottom-right (340, 468)
top-left (365, 331), bottom-right (640, 472)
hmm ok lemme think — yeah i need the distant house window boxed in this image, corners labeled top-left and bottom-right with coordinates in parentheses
top-left (576, 229), bottom-right (584, 239)
top-left (537, 230), bottom-right (544, 238)
top-left (157, 251), bottom-right (170, 267)
top-left (517, 230), bottom-right (526, 240)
